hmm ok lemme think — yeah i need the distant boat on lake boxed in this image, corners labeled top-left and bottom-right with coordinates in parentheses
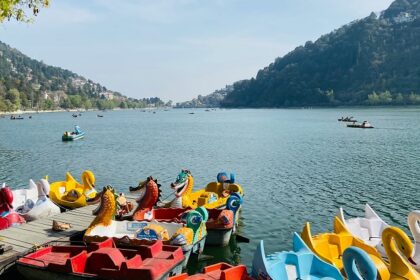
top-left (10, 115), bottom-right (24, 120)
top-left (62, 125), bottom-right (85, 141)
top-left (338, 116), bottom-right (357, 122)
top-left (347, 121), bottom-right (374, 129)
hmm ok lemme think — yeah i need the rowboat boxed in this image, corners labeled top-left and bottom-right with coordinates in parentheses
top-left (17, 238), bottom-right (184, 280)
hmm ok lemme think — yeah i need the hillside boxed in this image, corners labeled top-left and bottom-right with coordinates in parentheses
top-left (182, 0), bottom-right (420, 108)
top-left (0, 41), bottom-right (165, 111)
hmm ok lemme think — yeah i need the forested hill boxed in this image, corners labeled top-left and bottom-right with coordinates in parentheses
top-left (199, 0), bottom-right (420, 108)
top-left (0, 41), bottom-right (165, 111)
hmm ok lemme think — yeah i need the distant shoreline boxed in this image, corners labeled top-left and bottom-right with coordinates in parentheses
top-left (0, 107), bottom-right (162, 116)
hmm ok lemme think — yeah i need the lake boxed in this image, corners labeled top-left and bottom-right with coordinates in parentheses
top-left (0, 107), bottom-right (419, 272)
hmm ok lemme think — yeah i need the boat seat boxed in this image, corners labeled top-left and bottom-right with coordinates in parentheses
top-left (85, 247), bottom-right (126, 274)
top-left (48, 250), bottom-right (88, 273)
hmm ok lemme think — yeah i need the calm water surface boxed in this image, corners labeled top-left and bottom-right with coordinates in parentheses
top-left (0, 108), bottom-right (419, 272)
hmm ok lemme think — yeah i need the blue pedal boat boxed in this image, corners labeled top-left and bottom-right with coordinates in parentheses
top-left (252, 233), bottom-right (343, 280)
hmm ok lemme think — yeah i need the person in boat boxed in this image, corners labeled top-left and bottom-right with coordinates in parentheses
top-left (74, 126), bottom-right (81, 135)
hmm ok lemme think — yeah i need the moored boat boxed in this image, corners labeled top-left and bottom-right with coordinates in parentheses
top-left (408, 211), bottom-right (420, 271)
top-left (0, 184), bottom-right (25, 229)
top-left (17, 237), bottom-right (185, 280)
top-left (169, 263), bottom-right (253, 280)
top-left (12, 179), bottom-right (60, 221)
top-left (252, 233), bottom-right (343, 280)
top-left (84, 186), bottom-right (208, 268)
top-left (49, 170), bottom-right (98, 209)
top-left (337, 204), bottom-right (389, 257)
top-left (62, 125), bottom-right (85, 141)
top-left (130, 176), bottom-right (242, 246)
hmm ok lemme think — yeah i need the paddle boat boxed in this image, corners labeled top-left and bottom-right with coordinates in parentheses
top-left (62, 125), bottom-right (85, 141)
top-left (10, 115), bottom-right (24, 120)
top-left (17, 237), bottom-right (185, 280)
top-left (165, 170), bottom-right (244, 211)
top-left (301, 217), bottom-right (388, 276)
top-left (169, 263), bottom-right (253, 280)
top-left (49, 170), bottom-right (98, 209)
top-left (339, 204), bottom-right (420, 272)
top-left (84, 186), bottom-right (208, 267)
top-left (407, 210), bottom-right (420, 271)
top-left (252, 233), bottom-right (343, 280)
top-left (342, 247), bottom-right (378, 280)
top-left (0, 184), bottom-right (25, 229)
top-left (346, 121), bottom-right (374, 128)
top-left (12, 179), bottom-right (60, 221)
top-left (337, 204), bottom-right (389, 257)
top-left (130, 176), bottom-right (242, 246)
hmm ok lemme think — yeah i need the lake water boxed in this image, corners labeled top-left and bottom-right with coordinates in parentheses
top-left (0, 107), bottom-right (419, 272)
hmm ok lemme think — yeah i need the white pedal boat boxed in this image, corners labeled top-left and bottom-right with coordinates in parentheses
top-left (12, 179), bottom-right (61, 221)
top-left (408, 210), bottom-right (420, 271)
top-left (337, 204), bottom-right (389, 257)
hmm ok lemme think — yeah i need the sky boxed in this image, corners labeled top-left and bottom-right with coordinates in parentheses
top-left (0, 0), bottom-right (394, 102)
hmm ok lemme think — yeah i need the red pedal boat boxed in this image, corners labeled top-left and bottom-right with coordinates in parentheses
top-left (0, 184), bottom-right (25, 229)
top-left (136, 207), bottom-right (235, 247)
top-left (17, 238), bottom-right (184, 280)
top-left (169, 263), bottom-right (253, 280)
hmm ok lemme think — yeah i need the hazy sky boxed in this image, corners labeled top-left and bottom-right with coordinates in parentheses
top-left (1, 0), bottom-right (394, 102)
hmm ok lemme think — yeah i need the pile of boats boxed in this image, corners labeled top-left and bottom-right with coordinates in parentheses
top-left (1, 170), bottom-right (419, 280)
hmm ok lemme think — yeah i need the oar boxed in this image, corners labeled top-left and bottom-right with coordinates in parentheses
top-left (236, 234), bottom-right (250, 243)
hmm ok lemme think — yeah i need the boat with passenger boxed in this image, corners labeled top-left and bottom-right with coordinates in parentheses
top-left (62, 125), bottom-right (85, 141)
top-left (347, 121), bottom-right (374, 129)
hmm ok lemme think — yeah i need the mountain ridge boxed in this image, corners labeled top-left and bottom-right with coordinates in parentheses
top-left (0, 41), bottom-right (165, 111)
top-left (179, 0), bottom-right (420, 108)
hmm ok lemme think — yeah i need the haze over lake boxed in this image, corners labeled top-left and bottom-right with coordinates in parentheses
top-left (1, 107), bottom-right (418, 268)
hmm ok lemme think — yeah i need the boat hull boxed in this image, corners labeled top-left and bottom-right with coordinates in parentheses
top-left (62, 132), bottom-right (85, 141)
top-left (17, 260), bottom-right (183, 280)
top-left (206, 228), bottom-right (232, 247)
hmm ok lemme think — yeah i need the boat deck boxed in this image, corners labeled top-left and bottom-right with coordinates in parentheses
top-left (0, 195), bottom-right (136, 275)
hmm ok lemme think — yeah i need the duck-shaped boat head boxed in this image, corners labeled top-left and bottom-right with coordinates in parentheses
top-left (408, 210), bottom-right (420, 271)
top-left (343, 247), bottom-right (377, 280)
top-left (49, 170), bottom-right (98, 209)
top-left (381, 226), bottom-right (419, 279)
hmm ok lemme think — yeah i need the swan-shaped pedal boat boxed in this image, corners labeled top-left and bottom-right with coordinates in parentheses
top-left (12, 179), bottom-right (60, 221)
top-left (166, 170), bottom-right (244, 212)
top-left (84, 186), bottom-right (208, 267)
top-left (252, 233), bottom-right (343, 280)
top-left (408, 210), bottom-right (420, 271)
top-left (301, 217), bottom-right (388, 277)
top-left (130, 176), bottom-right (242, 247)
top-left (337, 204), bottom-right (389, 257)
top-left (0, 184), bottom-right (25, 229)
top-left (340, 204), bottom-right (420, 272)
top-left (49, 170), bottom-right (98, 209)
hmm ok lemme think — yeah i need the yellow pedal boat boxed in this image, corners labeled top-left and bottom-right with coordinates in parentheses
top-left (166, 170), bottom-right (244, 210)
top-left (301, 217), bottom-right (389, 278)
top-left (49, 170), bottom-right (98, 209)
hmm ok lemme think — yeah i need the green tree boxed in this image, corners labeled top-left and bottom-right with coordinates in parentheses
top-left (83, 99), bottom-right (92, 110)
top-left (7, 88), bottom-right (20, 109)
top-left (119, 101), bottom-right (127, 109)
top-left (69, 95), bottom-right (82, 108)
top-left (0, 0), bottom-right (49, 22)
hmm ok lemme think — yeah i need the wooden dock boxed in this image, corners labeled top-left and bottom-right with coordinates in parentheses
top-left (0, 195), bottom-right (137, 275)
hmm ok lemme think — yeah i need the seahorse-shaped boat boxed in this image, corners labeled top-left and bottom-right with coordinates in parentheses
top-left (84, 186), bottom-right (208, 267)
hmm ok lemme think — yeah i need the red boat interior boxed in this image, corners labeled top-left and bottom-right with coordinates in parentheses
top-left (169, 263), bottom-right (252, 280)
top-left (18, 238), bottom-right (184, 280)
